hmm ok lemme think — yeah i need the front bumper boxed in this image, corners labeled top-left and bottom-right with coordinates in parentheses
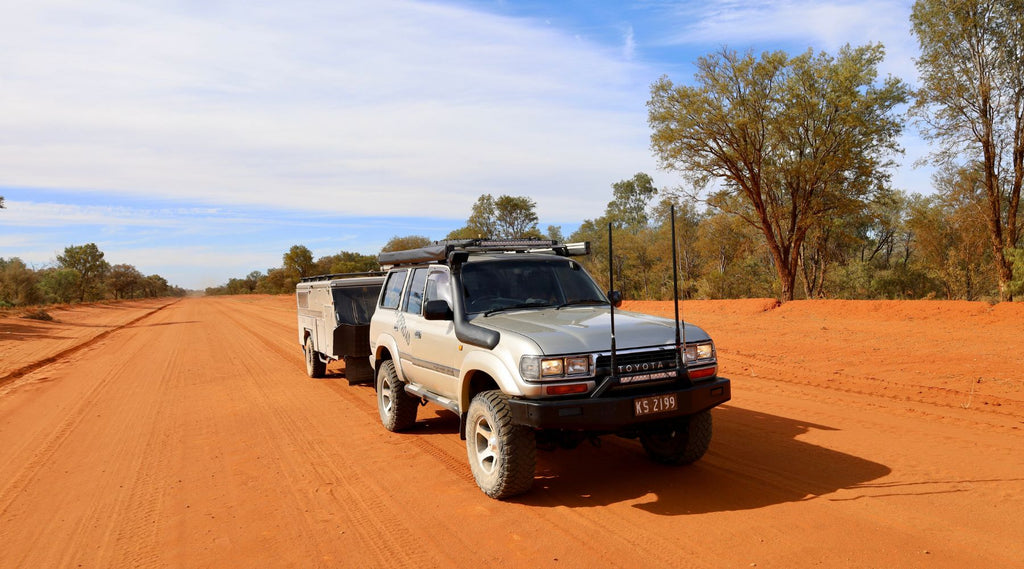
top-left (507, 376), bottom-right (730, 431)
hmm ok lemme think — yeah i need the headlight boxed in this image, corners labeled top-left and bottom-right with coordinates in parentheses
top-left (683, 341), bottom-right (715, 363)
top-left (541, 359), bottom-right (564, 377)
top-left (520, 355), bottom-right (594, 380)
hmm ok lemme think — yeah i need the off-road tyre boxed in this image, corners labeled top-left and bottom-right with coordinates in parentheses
top-left (376, 360), bottom-right (418, 432)
top-left (466, 390), bottom-right (536, 499)
top-left (639, 409), bottom-right (712, 466)
top-left (304, 336), bottom-right (326, 378)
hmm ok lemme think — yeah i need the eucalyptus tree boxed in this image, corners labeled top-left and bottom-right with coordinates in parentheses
top-left (648, 45), bottom-right (908, 301)
top-left (448, 194), bottom-right (540, 239)
top-left (607, 172), bottom-right (659, 233)
top-left (57, 243), bottom-right (110, 302)
top-left (910, 0), bottom-right (1024, 300)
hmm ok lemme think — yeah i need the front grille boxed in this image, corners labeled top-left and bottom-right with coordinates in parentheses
top-left (597, 348), bottom-right (679, 376)
top-left (593, 349), bottom-right (686, 395)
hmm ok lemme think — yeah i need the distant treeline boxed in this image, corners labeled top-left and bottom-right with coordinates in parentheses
top-left (205, 178), bottom-right (1024, 302)
top-left (1, 243), bottom-right (187, 308)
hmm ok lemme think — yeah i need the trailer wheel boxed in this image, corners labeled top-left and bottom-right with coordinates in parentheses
top-left (466, 390), bottom-right (535, 499)
top-left (376, 360), bottom-right (418, 431)
top-left (639, 409), bottom-right (712, 466)
top-left (304, 336), bottom-right (326, 378)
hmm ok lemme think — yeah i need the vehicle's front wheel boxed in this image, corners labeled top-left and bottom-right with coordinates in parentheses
top-left (304, 336), bottom-right (326, 378)
top-left (466, 390), bottom-right (536, 499)
top-left (376, 360), bottom-right (418, 432)
top-left (639, 409), bottom-right (712, 466)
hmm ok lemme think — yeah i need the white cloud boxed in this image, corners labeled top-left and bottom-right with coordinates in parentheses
top-left (0, 0), bottom-right (656, 223)
top-left (661, 1), bottom-right (919, 81)
top-left (623, 25), bottom-right (636, 61)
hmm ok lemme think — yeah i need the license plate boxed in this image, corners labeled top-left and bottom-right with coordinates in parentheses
top-left (634, 394), bottom-right (678, 417)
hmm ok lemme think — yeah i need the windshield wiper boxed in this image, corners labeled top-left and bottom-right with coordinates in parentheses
top-left (483, 301), bottom-right (553, 317)
top-left (556, 299), bottom-right (608, 309)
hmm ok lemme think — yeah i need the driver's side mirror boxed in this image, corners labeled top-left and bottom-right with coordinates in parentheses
top-left (606, 290), bottom-right (623, 308)
top-left (424, 299), bottom-right (454, 321)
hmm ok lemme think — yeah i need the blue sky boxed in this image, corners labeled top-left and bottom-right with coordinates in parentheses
top-left (1, 0), bottom-right (927, 290)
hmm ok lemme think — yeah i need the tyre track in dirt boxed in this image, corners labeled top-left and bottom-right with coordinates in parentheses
top-left (720, 349), bottom-right (1023, 419)
top-left (206, 297), bottom-right (462, 568)
top-left (0, 298), bottom-right (179, 389)
top-left (0, 302), bottom-right (185, 568)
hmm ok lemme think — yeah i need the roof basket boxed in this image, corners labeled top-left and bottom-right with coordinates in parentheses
top-left (377, 239), bottom-right (590, 267)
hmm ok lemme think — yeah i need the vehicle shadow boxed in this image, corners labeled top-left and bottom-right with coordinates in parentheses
top-left (516, 405), bottom-right (892, 515)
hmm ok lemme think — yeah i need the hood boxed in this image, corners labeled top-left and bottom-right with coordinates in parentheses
top-left (472, 306), bottom-right (711, 355)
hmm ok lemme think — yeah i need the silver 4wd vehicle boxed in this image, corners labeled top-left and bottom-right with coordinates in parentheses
top-left (368, 239), bottom-right (731, 499)
top-left (296, 272), bottom-right (384, 384)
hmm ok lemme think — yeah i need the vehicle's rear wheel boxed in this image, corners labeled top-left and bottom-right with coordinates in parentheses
top-left (304, 336), bottom-right (326, 378)
top-left (639, 409), bottom-right (712, 466)
top-left (466, 390), bottom-right (536, 499)
top-left (376, 360), bottom-right (418, 432)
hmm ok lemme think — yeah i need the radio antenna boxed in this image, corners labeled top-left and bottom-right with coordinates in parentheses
top-left (608, 222), bottom-right (617, 381)
top-left (671, 204), bottom-right (689, 381)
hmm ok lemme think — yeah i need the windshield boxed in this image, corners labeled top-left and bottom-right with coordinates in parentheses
top-left (461, 258), bottom-right (607, 315)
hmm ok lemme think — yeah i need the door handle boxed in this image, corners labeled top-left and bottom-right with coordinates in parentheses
top-left (414, 331), bottom-right (422, 339)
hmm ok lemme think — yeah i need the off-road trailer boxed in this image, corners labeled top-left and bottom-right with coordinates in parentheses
top-left (296, 272), bottom-right (384, 383)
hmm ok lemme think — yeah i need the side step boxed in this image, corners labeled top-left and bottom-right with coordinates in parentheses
top-left (404, 383), bottom-right (459, 414)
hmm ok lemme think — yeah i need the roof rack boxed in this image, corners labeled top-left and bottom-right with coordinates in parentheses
top-left (298, 271), bottom-right (386, 283)
top-left (377, 239), bottom-right (590, 267)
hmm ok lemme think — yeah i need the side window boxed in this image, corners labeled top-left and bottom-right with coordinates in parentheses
top-left (380, 270), bottom-right (407, 310)
top-left (403, 268), bottom-right (428, 315)
top-left (424, 269), bottom-right (451, 305)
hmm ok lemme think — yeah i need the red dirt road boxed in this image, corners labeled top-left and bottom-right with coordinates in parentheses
top-left (1, 296), bottom-right (1022, 568)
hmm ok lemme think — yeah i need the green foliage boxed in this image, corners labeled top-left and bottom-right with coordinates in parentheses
top-left (382, 235), bottom-right (432, 253)
top-left (906, 167), bottom-right (996, 300)
top-left (255, 268), bottom-right (292, 295)
top-left (0, 248), bottom-right (182, 306)
top-left (283, 245), bottom-right (314, 279)
top-left (911, 0), bottom-right (1024, 300)
top-left (38, 268), bottom-right (81, 304)
top-left (0, 258), bottom-right (43, 306)
top-left (57, 243), bottom-right (111, 302)
top-left (545, 225), bottom-right (564, 242)
top-left (315, 252), bottom-right (378, 274)
top-left (1007, 248), bottom-right (1024, 299)
top-left (571, 176), bottom-right (710, 300)
top-left (107, 264), bottom-right (144, 299)
top-left (607, 173), bottom-right (658, 233)
top-left (448, 194), bottom-right (540, 239)
top-left (208, 247), bottom-right (383, 296)
top-left (649, 44), bottom-right (909, 300)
